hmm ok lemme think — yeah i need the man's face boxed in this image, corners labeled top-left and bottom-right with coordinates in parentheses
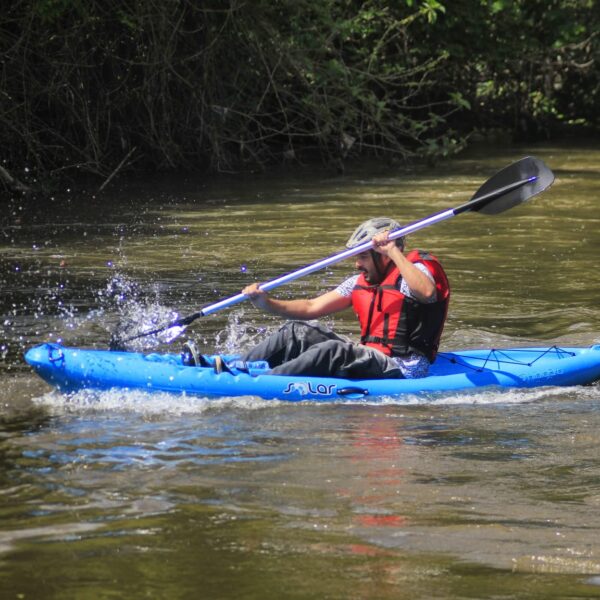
top-left (354, 251), bottom-right (389, 284)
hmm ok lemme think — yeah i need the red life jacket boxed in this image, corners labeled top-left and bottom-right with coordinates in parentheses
top-left (351, 249), bottom-right (450, 362)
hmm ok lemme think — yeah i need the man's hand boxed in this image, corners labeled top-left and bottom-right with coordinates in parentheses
top-left (372, 231), bottom-right (401, 258)
top-left (243, 282), bottom-right (270, 309)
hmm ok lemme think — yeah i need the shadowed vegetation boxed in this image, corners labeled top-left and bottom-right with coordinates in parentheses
top-left (1, 0), bottom-right (597, 192)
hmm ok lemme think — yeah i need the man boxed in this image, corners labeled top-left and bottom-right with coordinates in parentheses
top-left (185, 217), bottom-right (450, 379)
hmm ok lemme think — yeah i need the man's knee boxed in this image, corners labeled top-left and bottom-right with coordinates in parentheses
top-left (280, 321), bottom-right (331, 342)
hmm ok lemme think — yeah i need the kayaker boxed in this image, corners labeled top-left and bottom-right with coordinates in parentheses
top-left (186, 217), bottom-right (450, 378)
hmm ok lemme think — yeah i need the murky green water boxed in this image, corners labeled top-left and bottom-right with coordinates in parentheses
top-left (2, 142), bottom-right (600, 598)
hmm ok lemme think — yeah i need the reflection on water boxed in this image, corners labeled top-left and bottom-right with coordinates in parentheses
top-left (4, 391), bottom-right (600, 598)
top-left (1, 143), bottom-right (600, 598)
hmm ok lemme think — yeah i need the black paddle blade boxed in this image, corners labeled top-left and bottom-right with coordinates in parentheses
top-left (467, 156), bottom-right (554, 215)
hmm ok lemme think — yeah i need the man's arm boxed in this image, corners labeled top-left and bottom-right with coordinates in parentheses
top-left (242, 283), bottom-right (352, 319)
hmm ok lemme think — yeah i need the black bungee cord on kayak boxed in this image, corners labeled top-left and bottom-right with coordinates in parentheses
top-left (437, 346), bottom-right (577, 373)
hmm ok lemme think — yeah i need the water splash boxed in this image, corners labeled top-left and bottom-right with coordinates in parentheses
top-left (31, 380), bottom-right (594, 416)
top-left (214, 309), bottom-right (273, 355)
top-left (33, 388), bottom-right (280, 416)
top-left (99, 271), bottom-right (185, 351)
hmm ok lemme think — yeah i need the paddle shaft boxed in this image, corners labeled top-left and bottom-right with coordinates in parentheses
top-left (198, 175), bottom-right (535, 317)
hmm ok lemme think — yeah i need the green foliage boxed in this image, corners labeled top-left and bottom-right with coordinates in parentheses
top-left (0, 0), bottom-right (597, 187)
top-left (419, 0), bottom-right (599, 137)
top-left (32, 0), bottom-right (82, 21)
top-left (1, 0), bottom-right (463, 179)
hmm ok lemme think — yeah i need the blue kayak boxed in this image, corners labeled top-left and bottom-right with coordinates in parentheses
top-left (24, 343), bottom-right (600, 401)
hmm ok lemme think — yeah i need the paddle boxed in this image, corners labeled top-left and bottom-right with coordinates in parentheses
top-left (109, 155), bottom-right (554, 350)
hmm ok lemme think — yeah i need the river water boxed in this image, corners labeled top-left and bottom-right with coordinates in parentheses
top-left (2, 143), bottom-right (600, 599)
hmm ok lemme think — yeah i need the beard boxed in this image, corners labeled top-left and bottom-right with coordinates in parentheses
top-left (358, 267), bottom-right (378, 284)
top-left (358, 253), bottom-right (389, 284)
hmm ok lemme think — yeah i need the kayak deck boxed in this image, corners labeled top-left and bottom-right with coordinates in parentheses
top-left (24, 343), bottom-right (600, 401)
